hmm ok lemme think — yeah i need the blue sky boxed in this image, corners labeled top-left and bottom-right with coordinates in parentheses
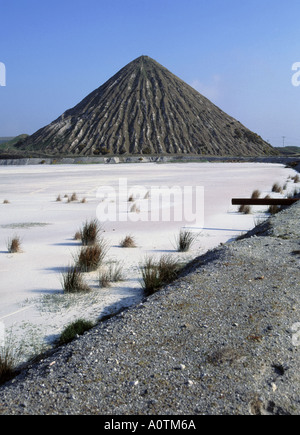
top-left (0, 0), bottom-right (300, 147)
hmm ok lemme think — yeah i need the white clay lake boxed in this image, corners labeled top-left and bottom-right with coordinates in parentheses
top-left (0, 162), bottom-right (299, 362)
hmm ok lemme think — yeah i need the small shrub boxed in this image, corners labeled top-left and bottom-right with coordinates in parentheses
top-left (140, 255), bottom-right (181, 296)
top-left (80, 219), bottom-right (102, 246)
top-left (7, 236), bottom-right (22, 253)
top-left (61, 266), bottom-right (91, 293)
top-left (76, 240), bottom-right (108, 272)
top-left (120, 235), bottom-right (137, 248)
top-left (3, 199), bottom-right (10, 204)
top-left (56, 195), bottom-right (62, 202)
top-left (99, 262), bottom-right (124, 288)
top-left (81, 198), bottom-right (87, 203)
top-left (58, 319), bottom-right (94, 345)
top-left (251, 190), bottom-right (261, 199)
top-left (272, 183), bottom-right (282, 193)
top-left (175, 230), bottom-right (197, 252)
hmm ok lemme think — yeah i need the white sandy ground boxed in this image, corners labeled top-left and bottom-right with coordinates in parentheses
top-left (0, 162), bottom-right (299, 363)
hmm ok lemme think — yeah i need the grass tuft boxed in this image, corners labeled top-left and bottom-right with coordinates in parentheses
top-left (120, 235), bottom-right (137, 248)
top-left (175, 230), bottom-right (197, 252)
top-left (130, 203), bottom-right (140, 213)
top-left (80, 219), bottom-right (102, 246)
top-left (76, 240), bottom-right (108, 272)
top-left (57, 319), bottom-right (94, 345)
top-left (140, 255), bottom-right (181, 296)
top-left (251, 189), bottom-right (261, 199)
top-left (268, 204), bottom-right (281, 215)
top-left (238, 204), bottom-right (252, 214)
top-left (272, 183), bottom-right (282, 193)
top-left (74, 231), bottom-right (82, 241)
top-left (61, 265), bottom-right (91, 293)
top-left (99, 262), bottom-right (124, 288)
top-left (7, 236), bottom-right (22, 253)
top-left (292, 174), bottom-right (300, 183)
top-left (70, 192), bottom-right (78, 202)
top-left (0, 348), bottom-right (15, 385)
top-left (128, 194), bottom-right (135, 202)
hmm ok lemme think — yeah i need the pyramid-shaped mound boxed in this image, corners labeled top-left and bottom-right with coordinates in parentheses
top-left (16, 56), bottom-right (275, 156)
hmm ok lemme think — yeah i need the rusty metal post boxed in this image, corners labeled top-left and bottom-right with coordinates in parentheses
top-left (232, 198), bottom-right (299, 206)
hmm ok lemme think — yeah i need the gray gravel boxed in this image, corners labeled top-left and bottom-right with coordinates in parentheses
top-left (0, 201), bottom-right (299, 415)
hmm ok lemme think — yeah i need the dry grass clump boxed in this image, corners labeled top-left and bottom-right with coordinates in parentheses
top-left (292, 174), bottom-right (300, 183)
top-left (80, 219), bottom-right (102, 246)
top-left (99, 262), bottom-right (124, 288)
top-left (272, 183), bottom-right (283, 193)
top-left (76, 240), bottom-right (108, 272)
top-left (175, 230), bottom-right (197, 252)
top-left (65, 192), bottom-right (78, 203)
top-left (56, 194), bottom-right (62, 202)
top-left (70, 192), bottom-right (78, 201)
top-left (238, 204), bottom-right (252, 214)
top-left (74, 231), bottom-right (82, 241)
top-left (120, 235), bottom-right (137, 248)
top-left (140, 255), bottom-right (181, 296)
top-left (3, 199), bottom-right (10, 204)
top-left (128, 194), bottom-right (135, 202)
top-left (0, 348), bottom-right (15, 385)
top-left (61, 266), bottom-right (91, 293)
top-left (7, 236), bottom-right (22, 253)
top-left (251, 189), bottom-right (261, 199)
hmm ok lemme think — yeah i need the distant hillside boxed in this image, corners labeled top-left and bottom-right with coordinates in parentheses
top-left (277, 146), bottom-right (300, 156)
top-left (0, 137), bottom-right (14, 145)
top-left (16, 56), bottom-right (276, 157)
top-left (0, 135), bottom-right (29, 151)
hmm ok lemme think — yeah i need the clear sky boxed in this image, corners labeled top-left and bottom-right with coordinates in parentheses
top-left (0, 0), bottom-right (300, 147)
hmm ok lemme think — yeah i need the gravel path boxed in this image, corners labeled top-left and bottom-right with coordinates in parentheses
top-left (0, 201), bottom-right (299, 415)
